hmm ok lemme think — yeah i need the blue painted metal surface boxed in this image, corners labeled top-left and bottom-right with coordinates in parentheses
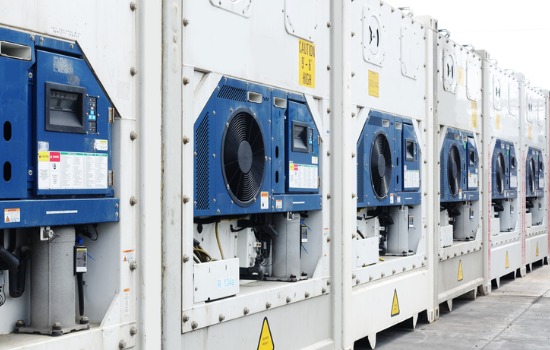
top-left (0, 26), bottom-right (119, 228)
top-left (194, 76), bottom-right (321, 217)
top-left (492, 139), bottom-right (517, 200)
top-left (357, 110), bottom-right (422, 208)
top-left (440, 127), bottom-right (479, 203)
top-left (526, 146), bottom-right (544, 198)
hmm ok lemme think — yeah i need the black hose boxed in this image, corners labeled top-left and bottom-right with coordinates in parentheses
top-left (0, 245), bottom-right (19, 270)
top-left (9, 248), bottom-right (27, 298)
top-left (77, 273), bottom-right (85, 316)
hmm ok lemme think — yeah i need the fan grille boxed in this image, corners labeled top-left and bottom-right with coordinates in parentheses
top-left (357, 136), bottom-right (365, 201)
top-left (222, 111), bottom-right (265, 206)
top-left (528, 158), bottom-right (535, 194)
top-left (195, 114), bottom-right (210, 210)
top-left (217, 85), bottom-right (247, 102)
top-left (447, 145), bottom-right (461, 197)
top-left (370, 133), bottom-right (392, 199)
top-left (496, 152), bottom-right (505, 195)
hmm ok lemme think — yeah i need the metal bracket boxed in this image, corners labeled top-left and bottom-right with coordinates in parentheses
top-left (40, 226), bottom-right (54, 241)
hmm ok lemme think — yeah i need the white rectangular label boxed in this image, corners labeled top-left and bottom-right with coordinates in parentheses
top-left (260, 192), bottom-right (269, 209)
top-left (289, 162), bottom-right (318, 189)
top-left (94, 139), bottom-right (109, 151)
top-left (539, 178), bottom-right (545, 189)
top-left (404, 169), bottom-right (420, 188)
top-left (37, 151), bottom-right (108, 190)
top-left (510, 175), bottom-right (518, 188)
top-left (468, 172), bottom-right (478, 188)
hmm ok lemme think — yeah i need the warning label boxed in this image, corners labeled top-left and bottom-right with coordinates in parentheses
top-left (4, 208), bottom-right (20, 223)
top-left (289, 162), bottom-right (318, 189)
top-left (391, 289), bottom-right (400, 317)
top-left (261, 192), bottom-right (269, 210)
top-left (298, 39), bottom-right (315, 88)
top-left (536, 243), bottom-right (540, 257)
top-left (458, 260), bottom-right (464, 281)
top-left (37, 151), bottom-right (108, 190)
top-left (257, 317), bottom-right (274, 350)
top-left (505, 251), bottom-right (510, 269)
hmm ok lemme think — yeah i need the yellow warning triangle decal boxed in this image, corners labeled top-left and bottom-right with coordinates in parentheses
top-left (457, 260), bottom-right (463, 281)
top-left (505, 251), bottom-right (510, 269)
top-left (257, 317), bottom-right (274, 350)
top-left (536, 243), bottom-right (540, 257)
top-left (391, 289), bottom-right (400, 317)
top-left (4, 216), bottom-right (9, 223)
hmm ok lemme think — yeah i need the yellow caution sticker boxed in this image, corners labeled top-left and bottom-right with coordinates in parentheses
top-left (536, 242), bottom-right (539, 257)
top-left (471, 101), bottom-right (478, 129)
top-left (458, 66), bottom-right (465, 86)
top-left (505, 251), bottom-right (510, 269)
top-left (298, 39), bottom-right (315, 88)
top-left (495, 113), bottom-right (501, 130)
top-left (457, 260), bottom-right (463, 281)
top-left (368, 70), bottom-right (380, 98)
top-left (391, 289), bottom-right (400, 317)
top-left (528, 125), bottom-right (533, 140)
top-left (257, 317), bottom-right (274, 350)
top-left (38, 151), bottom-right (50, 162)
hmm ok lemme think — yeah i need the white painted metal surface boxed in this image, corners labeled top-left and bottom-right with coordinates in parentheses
top-left (348, 1), bottom-right (432, 347)
top-left (519, 76), bottom-right (549, 270)
top-left (162, 1), bottom-right (335, 348)
top-left (479, 51), bottom-right (525, 289)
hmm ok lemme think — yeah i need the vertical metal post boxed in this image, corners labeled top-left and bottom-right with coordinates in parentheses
top-left (161, 1), bottom-right (183, 349)
top-left (330, 1), bottom-right (352, 349)
top-left (422, 16), bottom-right (439, 321)
top-left (137, 0), bottom-right (163, 348)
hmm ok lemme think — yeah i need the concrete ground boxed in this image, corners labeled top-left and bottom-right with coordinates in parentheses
top-left (356, 262), bottom-right (550, 349)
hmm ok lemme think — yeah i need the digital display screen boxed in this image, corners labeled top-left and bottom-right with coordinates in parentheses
top-left (45, 82), bottom-right (86, 133)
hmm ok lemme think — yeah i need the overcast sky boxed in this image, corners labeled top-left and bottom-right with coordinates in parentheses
top-left (389, 0), bottom-right (550, 88)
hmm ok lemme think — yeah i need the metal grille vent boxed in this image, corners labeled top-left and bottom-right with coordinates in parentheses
top-left (195, 114), bottom-right (210, 210)
top-left (217, 85), bottom-right (248, 102)
top-left (357, 136), bottom-right (365, 201)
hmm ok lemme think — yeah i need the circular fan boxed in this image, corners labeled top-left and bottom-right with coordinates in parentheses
top-left (447, 145), bottom-right (461, 197)
top-left (222, 111), bottom-right (265, 206)
top-left (495, 152), bottom-right (505, 195)
top-left (370, 133), bottom-right (392, 199)
top-left (528, 158), bottom-right (536, 194)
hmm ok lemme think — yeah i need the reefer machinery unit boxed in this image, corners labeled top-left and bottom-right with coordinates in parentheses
top-left (0, 26), bottom-right (120, 337)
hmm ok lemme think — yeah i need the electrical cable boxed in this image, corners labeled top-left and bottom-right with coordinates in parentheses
top-left (215, 221), bottom-right (225, 260)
